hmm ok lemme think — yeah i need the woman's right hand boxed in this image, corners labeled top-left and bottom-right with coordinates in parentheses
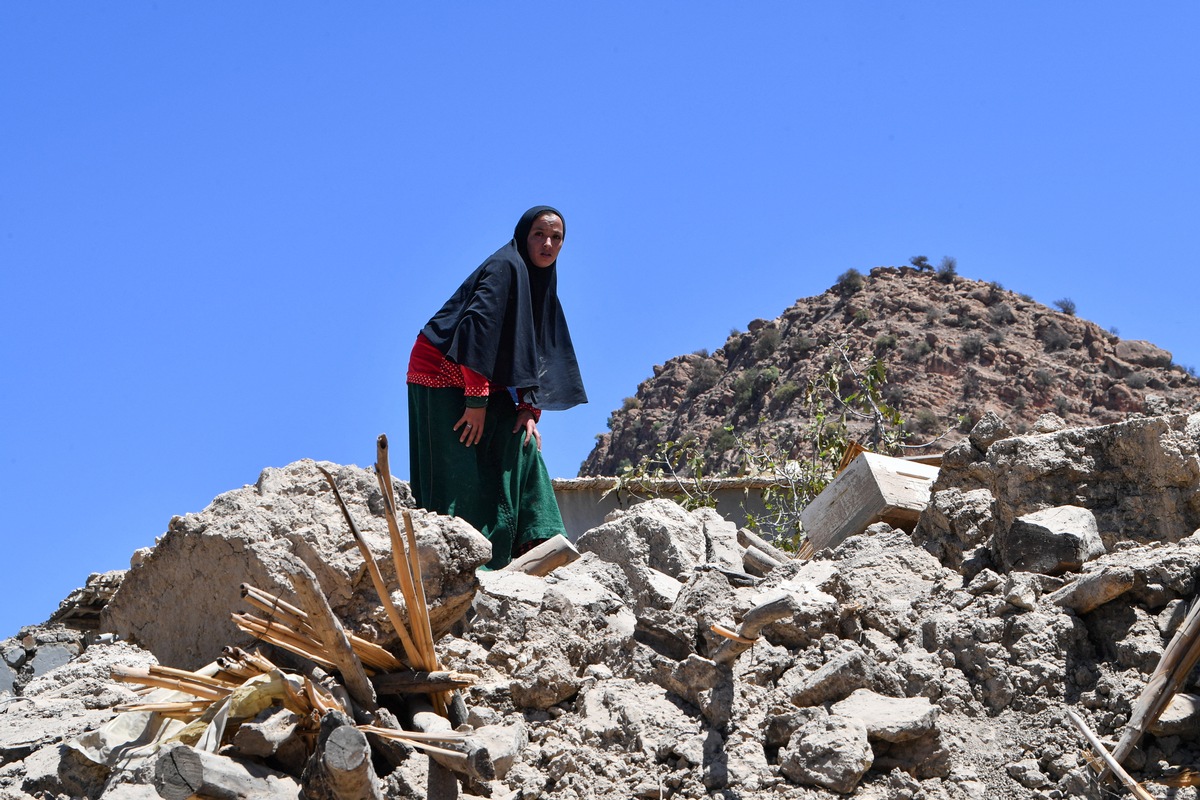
top-left (454, 406), bottom-right (487, 447)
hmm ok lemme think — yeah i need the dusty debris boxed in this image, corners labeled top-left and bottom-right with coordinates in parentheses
top-left (4, 412), bottom-right (1200, 798)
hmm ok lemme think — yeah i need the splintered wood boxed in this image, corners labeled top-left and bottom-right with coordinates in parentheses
top-left (371, 434), bottom-right (447, 712)
top-left (110, 436), bottom-right (486, 800)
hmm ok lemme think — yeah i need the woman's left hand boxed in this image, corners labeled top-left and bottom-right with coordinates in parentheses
top-left (514, 409), bottom-right (542, 451)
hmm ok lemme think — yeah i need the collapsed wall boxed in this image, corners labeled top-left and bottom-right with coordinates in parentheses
top-left (916, 411), bottom-right (1200, 568)
top-left (100, 460), bottom-right (487, 670)
top-left (2, 412), bottom-right (1200, 799)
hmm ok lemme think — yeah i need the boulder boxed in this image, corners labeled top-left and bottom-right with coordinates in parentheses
top-left (994, 505), bottom-right (1105, 575)
top-left (473, 560), bottom-right (637, 710)
top-left (101, 460), bottom-right (489, 669)
top-left (1115, 339), bottom-right (1173, 369)
top-left (830, 688), bottom-right (939, 743)
top-left (968, 410), bottom-right (1014, 452)
top-left (782, 645), bottom-right (871, 708)
top-left (779, 709), bottom-right (873, 793)
top-left (575, 678), bottom-right (701, 757)
top-left (576, 499), bottom-right (707, 611)
top-left (754, 560), bottom-right (841, 650)
top-left (825, 524), bottom-right (954, 639)
top-left (913, 487), bottom-right (997, 569)
top-left (691, 506), bottom-right (743, 572)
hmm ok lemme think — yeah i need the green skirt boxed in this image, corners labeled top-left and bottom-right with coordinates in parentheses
top-left (408, 385), bottom-right (564, 569)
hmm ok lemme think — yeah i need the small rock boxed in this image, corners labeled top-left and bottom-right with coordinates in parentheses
top-left (1006, 757), bottom-right (1049, 788)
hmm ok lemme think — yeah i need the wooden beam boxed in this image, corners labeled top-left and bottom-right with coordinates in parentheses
top-left (1108, 595), bottom-right (1200, 775)
top-left (736, 527), bottom-right (794, 565)
top-left (742, 544), bottom-right (783, 577)
top-left (1067, 710), bottom-right (1154, 800)
top-left (284, 558), bottom-right (378, 713)
top-left (302, 710), bottom-right (386, 800)
top-left (372, 670), bottom-right (477, 696)
top-left (713, 592), bottom-right (797, 665)
top-left (408, 697), bottom-right (495, 784)
top-left (318, 464), bottom-right (421, 667)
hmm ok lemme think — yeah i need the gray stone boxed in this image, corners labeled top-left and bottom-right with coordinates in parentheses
top-left (575, 678), bottom-right (701, 759)
top-left (509, 644), bottom-right (579, 710)
top-left (969, 411), bottom-right (1013, 452)
top-left (779, 710), bottom-right (872, 793)
top-left (872, 730), bottom-right (953, 780)
top-left (19, 742), bottom-right (109, 798)
top-left (0, 663), bottom-right (14, 697)
top-left (996, 505), bottom-right (1104, 575)
top-left (917, 413), bottom-right (1200, 568)
top-left (1002, 573), bottom-right (1041, 610)
top-left (474, 564), bottom-right (637, 711)
top-left (965, 568), bottom-right (1003, 595)
top-left (782, 647), bottom-right (870, 708)
top-left (692, 506), bottom-right (743, 572)
top-left (755, 563), bottom-right (841, 650)
top-left (914, 487), bottom-right (997, 568)
top-left (576, 499), bottom-right (707, 611)
top-left (1149, 692), bottom-right (1200, 737)
top-left (830, 688), bottom-right (939, 742)
top-left (1006, 757), bottom-right (1049, 788)
top-left (473, 720), bottom-right (528, 779)
top-left (721, 735), bottom-right (773, 792)
top-left (825, 526), bottom-right (952, 639)
top-left (670, 567), bottom-right (737, 657)
top-left (2, 645), bottom-right (25, 669)
top-left (28, 644), bottom-right (79, 680)
top-left (1033, 413), bottom-right (1066, 433)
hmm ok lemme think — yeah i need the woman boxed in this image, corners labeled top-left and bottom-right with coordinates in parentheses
top-left (407, 206), bottom-right (587, 569)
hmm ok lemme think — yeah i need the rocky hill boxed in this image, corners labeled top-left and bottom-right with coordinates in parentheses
top-left (582, 265), bottom-right (1200, 476)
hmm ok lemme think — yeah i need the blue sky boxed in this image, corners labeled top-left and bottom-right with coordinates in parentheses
top-left (2, 3), bottom-right (1197, 639)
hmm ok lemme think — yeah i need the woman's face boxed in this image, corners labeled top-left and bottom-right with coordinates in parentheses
top-left (526, 213), bottom-right (565, 268)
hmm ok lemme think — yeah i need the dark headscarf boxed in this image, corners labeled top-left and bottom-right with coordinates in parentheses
top-left (420, 206), bottom-right (587, 411)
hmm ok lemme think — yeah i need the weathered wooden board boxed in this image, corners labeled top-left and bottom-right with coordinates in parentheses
top-left (799, 453), bottom-right (939, 554)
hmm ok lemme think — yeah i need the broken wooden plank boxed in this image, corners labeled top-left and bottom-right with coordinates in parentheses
top-left (503, 534), bottom-right (581, 576)
top-left (284, 558), bottom-right (378, 713)
top-left (1067, 710), bottom-right (1154, 800)
top-left (736, 527), bottom-right (793, 565)
top-left (1108, 595), bottom-right (1200, 775)
top-left (799, 452), bottom-right (939, 554)
top-left (372, 670), bottom-right (477, 696)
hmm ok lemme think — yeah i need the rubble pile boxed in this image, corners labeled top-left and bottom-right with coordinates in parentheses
top-left (3, 413), bottom-right (1200, 799)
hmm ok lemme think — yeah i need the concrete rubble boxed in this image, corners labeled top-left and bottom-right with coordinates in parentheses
top-left (1, 412), bottom-right (1199, 799)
